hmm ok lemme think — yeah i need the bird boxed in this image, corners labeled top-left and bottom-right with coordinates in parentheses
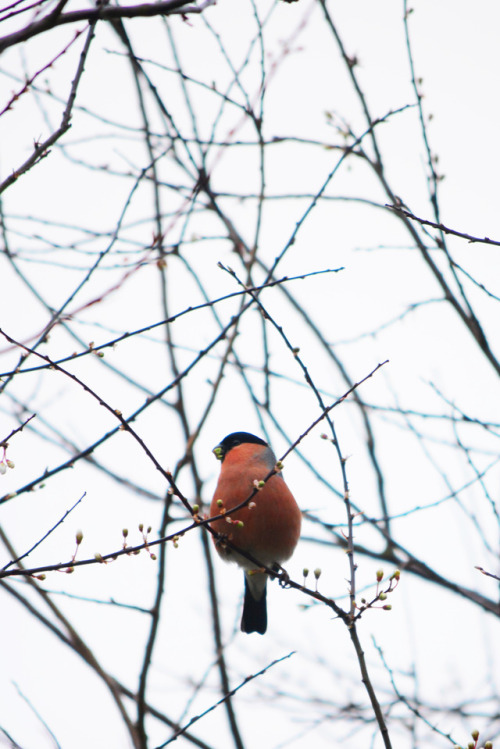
top-left (210, 431), bottom-right (302, 634)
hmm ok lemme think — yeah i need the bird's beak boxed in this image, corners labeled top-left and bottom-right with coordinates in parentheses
top-left (212, 445), bottom-right (224, 461)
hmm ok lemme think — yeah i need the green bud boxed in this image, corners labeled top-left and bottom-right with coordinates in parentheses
top-left (379, 592), bottom-right (387, 601)
top-left (471, 732), bottom-right (480, 742)
top-left (314, 568), bottom-right (322, 580)
top-left (376, 569), bottom-right (384, 582)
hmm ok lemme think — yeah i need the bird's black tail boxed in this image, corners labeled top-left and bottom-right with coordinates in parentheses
top-left (241, 577), bottom-right (267, 634)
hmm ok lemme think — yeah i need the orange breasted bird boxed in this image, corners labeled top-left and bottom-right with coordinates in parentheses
top-left (210, 432), bottom-right (302, 635)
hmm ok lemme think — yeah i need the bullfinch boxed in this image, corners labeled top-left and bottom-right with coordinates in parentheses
top-left (210, 432), bottom-right (302, 634)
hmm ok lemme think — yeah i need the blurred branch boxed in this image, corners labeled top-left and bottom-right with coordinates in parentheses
top-left (373, 637), bottom-right (459, 745)
top-left (0, 18), bottom-right (97, 194)
top-left (0, 576), bottom-right (214, 749)
top-left (0, 0), bottom-right (212, 54)
top-left (0, 553), bottom-right (142, 747)
top-left (303, 526), bottom-right (500, 618)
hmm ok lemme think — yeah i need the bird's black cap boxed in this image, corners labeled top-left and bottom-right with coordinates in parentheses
top-left (213, 432), bottom-right (268, 462)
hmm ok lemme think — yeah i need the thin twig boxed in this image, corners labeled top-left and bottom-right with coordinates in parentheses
top-left (155, 652), bottom-right (296, 748)
top-left (386, 204), bottom-right (500, 247)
